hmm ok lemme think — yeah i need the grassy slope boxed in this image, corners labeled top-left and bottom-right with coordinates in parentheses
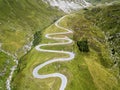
top-left (12, 5), bottom-right (119, 89)
top-left (0, 0), bottom-right (63, 58)
top-left (0, 51), bottom-right (14, 89)
top-left (0, 0), bottom-right (63, 89)
top-left (67, 12), bottom-right (119, 90)
top-left (84, 3), bottom-right (120, 79)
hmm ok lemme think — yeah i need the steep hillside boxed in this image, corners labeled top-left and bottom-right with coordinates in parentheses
top-left (0, 0), bottom-right (63, 89)
top-left (84, 3), bottom-right (120, 77)
top-left (67, 3), bottom-right (120, 89)
top-left (0, 0), bottom-right (62, 58)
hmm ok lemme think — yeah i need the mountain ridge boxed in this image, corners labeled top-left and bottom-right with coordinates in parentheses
top-left (42, 0), bottom-right (91, 13)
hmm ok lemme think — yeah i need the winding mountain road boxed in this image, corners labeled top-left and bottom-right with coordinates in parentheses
top-left (33, 15), bottom-right (75, 90)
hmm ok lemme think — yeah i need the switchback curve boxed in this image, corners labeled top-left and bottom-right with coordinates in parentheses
top-left (33, 15), bottom-right (75, 90)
